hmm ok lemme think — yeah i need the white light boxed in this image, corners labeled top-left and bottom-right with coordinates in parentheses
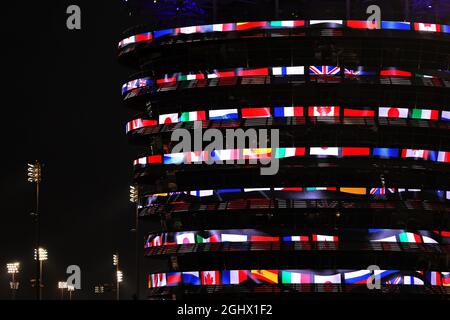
top-left (67, 285), bottom-right (75, 292)
top-left (6, 262), bottom-right (20, 274)
top-left (58, 281), bottom-right (68, 289)
top-left (113, 254), bottom-right (119, 266)
top-left (34, 248), bottom-right (48, 261)
top-left (117, 271), bottom-right (123, 283)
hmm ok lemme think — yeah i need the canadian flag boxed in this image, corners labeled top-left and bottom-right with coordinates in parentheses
top-left (402, 149), bottom-right (427, 159)
top-left (309, 106), bottom-right (339, 117)
top-left (201, 271), bottom-right (220, 285)
top-left (151, 273), bottom-right (167, 288)
top-left (415, 23), bottom-right (440, 32)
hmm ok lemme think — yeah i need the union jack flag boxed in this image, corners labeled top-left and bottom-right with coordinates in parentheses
top-left (385, 276), bottom-right (402, 285)
top-left (309, 66), bottom-right (341, 75)
top-left (370, 188), bottom-right (396, 195)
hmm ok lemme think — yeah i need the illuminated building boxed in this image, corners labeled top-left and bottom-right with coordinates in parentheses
top-left (118, 0), bottom-right (450, 299)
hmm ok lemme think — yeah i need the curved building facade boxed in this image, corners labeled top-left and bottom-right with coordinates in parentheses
top-left (118, 0), bottom-right (450, 299)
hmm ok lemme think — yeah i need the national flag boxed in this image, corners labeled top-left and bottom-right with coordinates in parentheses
top-left (340, 188), bottom-right (366, 195)
top-left (176, 233), bottom-right (195, 244)
top-left (154, 28), bottom-right (175, 39)
top-left (343, 108), bottom-right (375, 117)
top-left (243, 148), bottom-right (272, 160)
top-left (374, 270), bottom-right (399, 282)
top-left (148, 234), bottom-right (163, 247)
top-left (250, 236), bottom-right (280, 242)
top-left (344, 270), bottom-right (372, 284)
top-left (196, 234), bottom-right (219, 243)
top-left (221, 234), bottom-right (248, 242)
top-left (410, 109), bottom-right (439, 120)
top-left (178, 73), bottom-right (205, 81)
top-left (414, 23), bottom-right (441, 32)
top-left (309, 20), bottom-right (343, 26)
top-left (133, 32), bottom-right (151, 43)
top-left (438, 151), bottom-right (450, 163)
top-left (371, 235), bottom-right (397, 242)
top-left (380, 69), bottom-right (412, 77)
top-left (398, 232), bottom-right (422, 243)
top-left (201, 271), bottom-right (220, 285)
top-left (148, 155), bottom-right (163, 164)
top-left (403, 276), bottom-right (424, 285)
top-left (163, 153), bottom-right (185, 165)
top-left (443, 25), bottom-right (450, 33)
top-left (401, 149), bottom-right (434, 160)
top-left (198, 24), bottom-right (214, 33)
top-left (281, 271), bottom-right (311, 284)
top-left (308, 106), bottom-right (340, 117)
top-left (306, 187), bottom-right (337, 191)
top-left (442, 272), bottom-right (450, 286)
top-left (426, 272), bottom-right (441, 286)
top-left (275, 147), bottom-right (305, 159)
top-left (243, 188), bottom-right (270, 192)
top-left (370, 188), bottom-right (396, 195)
top-left (270, 20), bottom-right (305, 28)
top-left (118, 35), bottom-right (136, 48)
top-left (272, 66), bottom-right (304, 76)
top-left (236, 21), bottom-right (267, 31)
top-left (250, 270), bottom-right (278, 284)
top-left (341, 147), bottom-right (370, 157)
top-left (422, 236), bottom-right (438, 244)
top-left (134, 157), bottom-right (147, 166)
top-left (180, 111), bottom-right (206, 122)
top-left (314, 273), bottom-right (341, 284)
top-left (312, 234), bottom-right (339, 242)
top-left (309, 66), bottom-right (341, 75)
top-left (384, 277), bottom-right (402, 285)
top-left (212, 23), bottom-right (235, 32)
top-left (182, 271), bottom-right (201, 285)
top-left (237, 68), bottom-right (269, 77)
top-left (344, 68), bottom-right (376, 76)
top-left (346, 20), bottom-right (378, 29)
top-left (126, 119), bottom-right (157, 132)
top-left (208, 109), bottom-right (238, 120)
top-left (179, 25), bottom-right (201, 34)
top-left (159, 113), bottom-right (179, 124)
top-left (222, 270), bottom-right (247, 284)
top-left (442, 111), bottom-right (450, 120)
top-left (378, 107), bottom-right (409, 118)
top-left (156, 76), bottom-right (178, 84)
top-left (166, 272), bottom-right (182, 286)
top-left (274, 106), bottom-right (304, 117)
top-left (190, 190), bottom-right (214, 197)
top-left (207, 70), bottom-right (236, 78)
top-left (151, 273), bottom-right (167, 288)
top-left (310, 147), bottom-right (340, 157)
top-left (241, 107), bottom-right (271, 118)
top-left (282, 236), bottom-right (309, 242)
top-left (381, 21), bottom-right (411, 30)
top-left (372, 148), bottom-right (399, 158)
top-left (210, 149), bottom-right (240, 161)
top-left (217, 188), bottom-right (242, 194)
top-left (274, 187), bottom-right (303, 192)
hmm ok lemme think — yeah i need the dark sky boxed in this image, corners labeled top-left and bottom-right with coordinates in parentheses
top-left (0, 1), bottom-right (146, 299)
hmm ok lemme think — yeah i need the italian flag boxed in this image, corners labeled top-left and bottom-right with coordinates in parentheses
top-left (411, 109), bottom-right (439, 120)
top-left (180, 111), bottom-right (206, 122)
top-left (270, 20), bottom-right (305, 27)
top-left (398, 232), bottom-right (422, 243)
top-left (281, 271), bottom-right (311, 284)
top-left (196, 234), bottom-right (219, 243)
top-left (275, 147), bottom-right (305, 159)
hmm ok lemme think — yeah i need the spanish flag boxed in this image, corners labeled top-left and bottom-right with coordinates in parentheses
top-left (250, 270), bottom-right (278, 284)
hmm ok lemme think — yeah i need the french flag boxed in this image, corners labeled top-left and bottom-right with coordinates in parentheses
top-left (426, 272), bottom-right (441, 286)
top-left (438, 151), bottom-right (450, 163)
top-left (222, 270), bottom-right (248, 284)
top-left (274, 106), bottom-right (303, 117)
top-left (282, 235), bottom-right (309, 242)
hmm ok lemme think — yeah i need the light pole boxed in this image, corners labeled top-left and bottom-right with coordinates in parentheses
top-left (113, 253), bottom-right (121, 300)
top-left (130, 184), bottom-right (140, 300)
top-left (67, 285), bottom-right (75, 300)
top-left (58, 281), bottom-right (67, 300)
top-left (34, 247), bottom-right (47, 299)
top-left (6, 262), bottom-right (20, 300)
top-left (28, 161), bottom-right (42, 300)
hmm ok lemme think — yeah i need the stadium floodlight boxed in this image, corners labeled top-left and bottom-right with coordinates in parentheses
top-left (129, 185), bottom-right (139, 203)
top-left (6, 262), bottom-right (20, 274)
top-left (58, 281), bottom-right (67, 300)
top-left (34, 248), bottom-right (48, 261)
top-left (6, 262), bottom-right (20, 300)
top-left (130, 184), bottom-right (140, 300)
top-left (117, 270), bottom-right (123, 283)
top-left (67, 285), bottom-right (75, 300)
top-left (113, 254), bottom-right (119, 266)
top-left (27, 162), bottom-right (42, 183)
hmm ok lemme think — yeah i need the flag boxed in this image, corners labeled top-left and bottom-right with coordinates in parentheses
top-left (438, 151), bottom-right (450, 163)
top-left (221, 234), bottom-right (248, 242)
top-left (344, 68), bottom-right (376, 76)
top-left (163, 153), bottom-right (185, 165)
top-left (156, 76), bottom-right (177, 84)
top-left (237, 68), bottom-right (269, 77)
top-left (212, 23), bottom-right (235, 32)
top-left (275, 147), bottom-right (305, 159)
top-left (310, 147), bottom-right (340, 157)
top-left (270, 20), bottom-right (305, 28)
top-left (411, 109), bottom-right (439, 120)
top-left (134, 157), bottom-right (147, 166)
top-left (309, 66), bottom-right (341, 75)
top-left (272, 66), bottom-right (304, 76)
top-left (176, 233), bottom-right (195, 244)
top-left (414, 23), bottom-right (441, 32)
top-left (236, 21), bottom-right (267, 31)
top-left (179, 25), bottom-right (199, 34)
top-left (250, 235), bottom-right (280, 242)
top-left (190, 190), bottom-right (214, 197)
top-left (281, 271), bottom-right (311, 284)
top-left (166, 272), bottom-right (182, 286)
top-left (344, 270), bottom-right (372, 284)
top-left (442, 111), bottom-right (450, 121)
top-left (398, 232), bottom-right (422, 243)
top-left (314, 273), bottom-right (341, 284)
top-left (370, 188), bottom-right (396, 195)
top-left (310, 20), bottom-right (343, 26)
top-left (148, 234), bottom-right (163, 247)
top-left (373, 148), bottom-right (399, 158)
top-left (282, 236), bottom-right (309, 242)
top-left (308, 106), bottom-right (340, 117)
top-left (180, 111), bottom-right (206, 122)
top-left (343, 108), bottom-right (375, 117)
top-left (147, 155), bottom-right (163, 164)
top-left (426, 272), bottom-right (441, 286)
top-left (371, 235), bottom-right (397, 242)
top-left (346, 20), bottom-right (378, 29)
top-left (178, 73), bottom-right (205, 81)
top-left (154, 28), bottom-right (175, 39)
top-left (443, 25), bottom-right (450, 33)
top-left (274, 187), bottom-right (303, 192)
top-left (196, 234), bottom-right (219, 243)
top-left (402, 149), bottom-right (434, 160)
top-left (250, 270), bottom-right (278, 284)
top-left (341, 147), bottom-right (370, 157)
top-left (340, 187), bottom-right (366, 195)
top-left (159, 113), bottom-right (179, 124)
top-left (442, 272), bottom-right (450, 286)
top-left (378, 107), bottom-right (409, 118)
top-left (374, 270), bottom-right (399, 282)
top-left (201, 271), bottom-right (220, 285)
top-left (422, 236), bottom-right (438, 244)
top-left (222, 270), bottom-right (247, 284)
top-left (381, 21), bottom-right (411, 30)
top-left (274, 106), bottom-right (304, 117)
top-left (243, 148), bottom-right (271, 160)
top-left (243, 188), bottom-right (270, 192)
top-left (306, 187), bottom-right (337, 191)
top-left (151, 273), bottom-right (167, 288)
top-left (380, 69), bottom-right (412, 77)
top-left (182, 272), bottom-right (201, 285)
top-left (241, 107), bottom-right (271, 118)
top-left (209, 108), bottom-right (238, 120)
top-left (403, 276), bottom-right (424, 285)
top-left (312, 234), bottom-right (339, 242)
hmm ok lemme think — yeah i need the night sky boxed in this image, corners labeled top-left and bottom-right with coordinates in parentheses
top-left (1, 1), bottom-right (146, 299)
